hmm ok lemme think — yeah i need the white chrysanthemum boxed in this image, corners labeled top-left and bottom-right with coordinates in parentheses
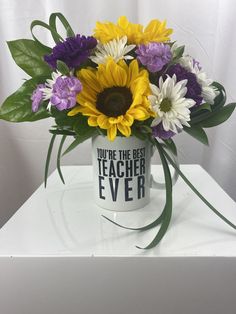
top-left (40, 71), bottom-right (64, 110)
top-left (90, 36), bottom-right (135, 64)
top-left (41, 71), bottom-right (62, 101)
top-left (149, 75), bottom-right (195, 133)
top-left (179, 55), bottom-right (219, 104)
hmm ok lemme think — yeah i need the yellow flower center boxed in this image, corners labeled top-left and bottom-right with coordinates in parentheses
top-left (96, 87), bottom-right (132, 117)
top-left (159, 98), bottom-right (172, 113)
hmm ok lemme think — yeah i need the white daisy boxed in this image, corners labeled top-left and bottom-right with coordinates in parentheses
top-left (179, 55), bottom-right (219, 104)
top-left (41, 71), bottom-right (64, 110)
top-left (90, 36), bottom-right (136, 64)
top-left (149, 75), bottom-right (195, 133)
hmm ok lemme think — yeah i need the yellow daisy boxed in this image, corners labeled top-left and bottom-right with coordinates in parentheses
top-left (93, 16), bottom-right (173, 45)
top-left (68, 59), bottom-right (155, 141)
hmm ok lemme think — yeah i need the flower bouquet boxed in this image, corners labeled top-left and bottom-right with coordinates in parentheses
top-left (1, 13), bottom-right (235, 249)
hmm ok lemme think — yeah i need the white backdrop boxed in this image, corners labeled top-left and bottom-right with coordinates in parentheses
top-left (0, 0), bottom-right (236, 227)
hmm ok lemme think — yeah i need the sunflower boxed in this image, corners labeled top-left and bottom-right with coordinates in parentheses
top-left (68, 58), bottom-right (155, 141)
top-left (93, 16), bottom-right (173, 45)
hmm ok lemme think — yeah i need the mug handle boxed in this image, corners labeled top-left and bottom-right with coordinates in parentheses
top-left (150, 145), bottom-right (179, 190)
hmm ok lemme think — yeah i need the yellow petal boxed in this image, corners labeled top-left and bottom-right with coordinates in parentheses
top-left (88, 116), bottom-right (98, 127)
top-left (72, 102), bottom-right (101, 117)
top-left (117, 16), bottom-right (129, 29)
top-left (127, 60), bottom-right (139, 86)
top-left (97, 114), bottom-right (110, 129)
top-left (128, 107), bottom-right (150, 120)
top-left (117, 123), bottom-right (131, 137)
top-left (68, 106), bottom-right (82, 116)
top-left (113, 62), bottom-right (127, 86)
top-left (108, 116), bottom-right (123, 124)
top-left (107, 125), bottom-right (117, 141)
top-left (78, 68), bottom-right (102, 94)
top-left (122, 113), bottom-right (134, 126)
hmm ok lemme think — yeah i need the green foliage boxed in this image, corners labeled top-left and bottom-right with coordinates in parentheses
top-left (199, 103), bottom-right (236, 128)
top-left (184, 126), bottom-right (209, 145)
top-left (172, 45), bottom-right (185, 62)
top-left (0, 77), bottom-right (50, 122)
top-left (57, 135), bottom-right (67, 184)
top-left (44, 134), bottom-right (56, 187)
top-left (7, 39), bottom-right (52, 77)
top-left (49, 12), bottom-right (75, 39)
top-left (137, 139), bottom-right (173, 249)
top-left (162, 138), bottom-right (177, 156)
top-left (186, 82), bottom-right (235, 145)
top-left (162, 147), bottom-right (236, 231)
top-left (63, 128), bottom-right (97, 156)
top-left (56, 60), bottom-right (70, 75)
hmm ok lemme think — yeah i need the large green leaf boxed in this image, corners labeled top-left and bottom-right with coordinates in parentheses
top-left (0, 77), bottom-right (50, 122)
top-left (199, 103), bottom-right (236, 128)
top-left (184, 126), bottom-right (209, 145)
top-left (7, 39), bottom-right (52, 77)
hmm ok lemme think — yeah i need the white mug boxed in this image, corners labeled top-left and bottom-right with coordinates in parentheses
top-left (92, 135), bottom-right (178, 211)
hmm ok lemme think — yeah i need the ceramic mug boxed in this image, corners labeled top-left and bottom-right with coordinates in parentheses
top-left (92, 135), bottom-right (178, 211)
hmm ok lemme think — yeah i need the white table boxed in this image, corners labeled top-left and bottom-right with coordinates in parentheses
top-left (0, 165), bottom-right (236, 314)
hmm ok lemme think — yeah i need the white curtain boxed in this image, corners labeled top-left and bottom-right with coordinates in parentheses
top-left (0, 0), bottom-right (236, 226)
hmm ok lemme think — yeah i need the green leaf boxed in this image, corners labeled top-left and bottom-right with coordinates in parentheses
top-left (184, 126), bottom-right (209, 145)
top-left (7, 39), bottom-right (52, 77)
top-left (63, 128), bottom-right (97, 156)
top-left (162, 138), bottom-right (177, 156)
top-left (49, 12), bottom-right (75, 39)
top-left (0, 77), bottom-right (50, 122)
top-left (199, 103), bottom-right (236, 128)
top-left (56, 60), bottom-right (70, 75)
top-left (212, 81), bottom-right (226, 110)
top-left (57, 135), bottom-right (67, 184)
top-left (162, 147), bottom-right (236, 231)
top-left (31, 19), bottom-right (63, 48)
top-left (52, 109), bottom-right (78, 128)
top-left (73, 114), bottom-right (94, 135)
top-left (191, 103), bottom-right (212, 117)
top-left (137, 140), bottom-right (173, 249)
top-left (190, 83), bottom-right (226, 125)
top-left (49, 129), bottom-right (76, 136)
top-left (44, 134), bottom-right (56, 188)
top-left (102, 211), bottom-right (164, 231)
top-left (172, 45), bottom-right (185, 61)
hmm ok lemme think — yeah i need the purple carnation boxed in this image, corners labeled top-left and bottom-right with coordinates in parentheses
top-left (50, 76), bottom-right (82, 111)
top-left (31, 84), bottom-right (45, 112)
top-left (152, 123), bottom-right (176, 140)
top-left (166, 64), bottom-right (203, 106)
top-left (136, 43), bottom-right (172, 72)
top-left (44, 34), bottom-right (97, 69)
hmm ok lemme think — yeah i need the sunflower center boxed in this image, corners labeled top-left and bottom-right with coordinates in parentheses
top-left (96, 87), bottom-right (132, 117)
top-left (159, 98), bottom-right (172, 113)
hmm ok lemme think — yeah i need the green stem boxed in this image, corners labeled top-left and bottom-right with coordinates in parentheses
top-left (57, 135), bottom-right (67, 184)
top-left (161, 145), bottom-right (236, 231)
top-left (44, 134), bottom-right (56, 188)
top-left (137, 139), bottom-right (173, 249)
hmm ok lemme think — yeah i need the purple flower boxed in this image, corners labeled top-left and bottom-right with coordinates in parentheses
top-left (44, 35), bottom-right (97, 69)
top-left (152, 122), bottom-right (176, 140)
top-left (31, 84), bottom-right (45, 112)
top-left (50, 76), bottom-right (82, 111)
top-left (193, 58), bottom-right (202, 70)
top-left (136, 43), bottom-right (172, 72)
top-left (166, 64), bottom-right (203, 106)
